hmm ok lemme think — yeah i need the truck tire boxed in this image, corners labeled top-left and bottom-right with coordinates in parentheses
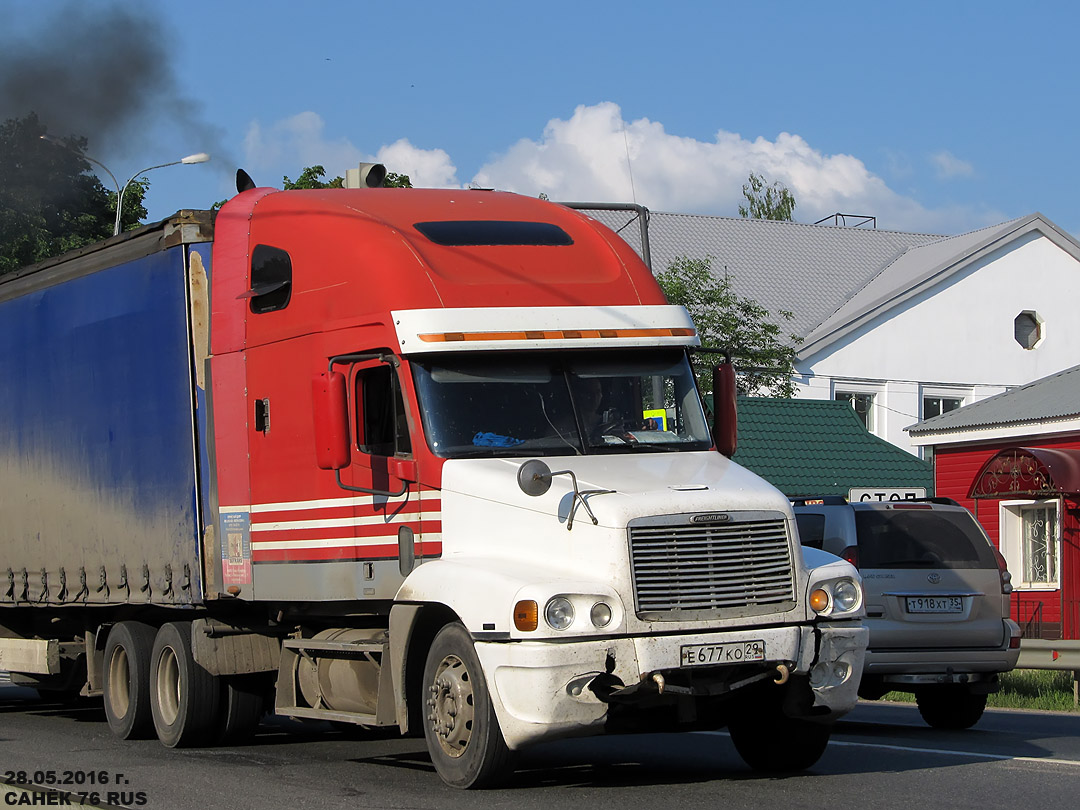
top-left (422, 623), bottom-right (513, 788)
top-left (216, 675), bottom-right (265, 745)
top-left (915, 686), bottom-right (987, 729)
top-left (103, 621), bottom-right (157, 739)
top-left (728, 701), bottom-right (832, 772)
top-left (149, 621), bottom-right (221, 748)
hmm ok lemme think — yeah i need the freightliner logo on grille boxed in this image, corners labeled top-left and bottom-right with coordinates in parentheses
top-left (690, 513), bottom-right (732, 524)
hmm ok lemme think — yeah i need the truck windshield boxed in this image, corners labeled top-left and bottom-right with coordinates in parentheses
top-left (410, 350), bottom-right (712, 457)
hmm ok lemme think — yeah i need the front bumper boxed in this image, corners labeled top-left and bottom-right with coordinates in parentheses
top-left (475, 621), bottom-right (867, 750)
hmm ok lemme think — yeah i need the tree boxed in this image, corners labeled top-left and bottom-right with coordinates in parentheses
top-left (283, 165), bottom-right (343, 189)
top-left (283, 165), bottom-right (412, 189)
top-left (738, 172), bottom-right (796, 221)
top-left (384, 172), bottom-right (413, 188)
top-left (0, 113), bottom-right (148, 275)
top-left (656, 255), bottom-right (802, 397)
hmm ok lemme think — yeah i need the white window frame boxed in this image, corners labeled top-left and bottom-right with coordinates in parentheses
top-left (918, 386), bottom-right (970, 460)
top-left (833, 381), bottom-right (883, 435)
top-left (920, 392), bottom-right (967, 420)
top-left (999, 498), bottom-right (1062, 590)
top-left (1013, 310), bottom-right (1045, 351)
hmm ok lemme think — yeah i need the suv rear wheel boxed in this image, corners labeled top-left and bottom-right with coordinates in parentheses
top-left (915, 686), bottom-right (987, 729)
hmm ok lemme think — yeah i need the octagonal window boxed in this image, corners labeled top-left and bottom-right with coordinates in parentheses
top-left (1014, 311), bottom-right (1043, 350)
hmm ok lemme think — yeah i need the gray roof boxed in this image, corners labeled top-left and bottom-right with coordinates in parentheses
top-left (909, 363), bottom-right (1080, 436)
top-left (583, 208), bottom-right (939, 340)
top-left (579, 208), bottom-right (1080, 358)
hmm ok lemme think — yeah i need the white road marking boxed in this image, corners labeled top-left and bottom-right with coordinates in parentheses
top-left (699, 730), bottom-right (1080, 767)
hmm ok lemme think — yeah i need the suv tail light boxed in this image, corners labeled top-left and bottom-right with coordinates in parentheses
top-left (840, 545), bottom-right (859, 569)
top-left (993, 548), bottom-right (1014, 594)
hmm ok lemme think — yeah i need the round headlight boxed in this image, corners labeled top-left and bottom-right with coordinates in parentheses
top-left (545, 596), bottom-right (575, 630)
top-left (590, 601), bottom-right (612, 628)
top-left (833, 579), bottom-right (860, 612)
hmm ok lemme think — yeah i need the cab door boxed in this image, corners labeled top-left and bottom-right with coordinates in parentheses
top-left (341, 357), bottom-right (426, 584)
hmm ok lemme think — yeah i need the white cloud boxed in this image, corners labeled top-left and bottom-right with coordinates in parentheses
top-left (472, 103), bottom-right (1002, 233)
top-left (931, 149), bottom-right (975, 179)
top-left (374, 138), bottom-right (458, 188)
top-left (239, 105), bottom-right (1004, 234)
top-left (242, 112), bottom-right (361, 180)
top-left (242, 112), bottom-right (459, 188)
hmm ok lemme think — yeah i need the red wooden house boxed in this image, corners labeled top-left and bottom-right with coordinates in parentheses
top-left (909, 365), bottom-right (1080, 641)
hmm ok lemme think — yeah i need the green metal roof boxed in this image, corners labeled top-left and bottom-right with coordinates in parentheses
top-left (731, 397), bottom-right (934, 498)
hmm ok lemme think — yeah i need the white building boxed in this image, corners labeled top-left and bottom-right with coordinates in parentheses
top-left (584, 209), bottom-right (1080, 457)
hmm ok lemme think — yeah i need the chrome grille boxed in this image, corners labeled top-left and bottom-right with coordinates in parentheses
top-left (629, 515), bottom-right (795, 619)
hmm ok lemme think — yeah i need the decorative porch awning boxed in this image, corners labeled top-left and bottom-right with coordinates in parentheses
top-left (968, 447), bottom-right (1080, 498)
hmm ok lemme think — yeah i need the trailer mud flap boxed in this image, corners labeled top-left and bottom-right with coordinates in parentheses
top-left (190, 618), bottom-right (281, 675)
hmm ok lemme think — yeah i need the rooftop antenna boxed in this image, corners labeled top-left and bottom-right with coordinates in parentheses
top-left (621, 122), bottom-right (637, 204)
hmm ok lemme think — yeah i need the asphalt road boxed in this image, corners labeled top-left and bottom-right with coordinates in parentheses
top-left (2, 685), bottom-right (1078, 809)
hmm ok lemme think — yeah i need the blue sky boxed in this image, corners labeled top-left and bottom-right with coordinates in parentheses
top-left (4, 0), bottom-right (1077, 235)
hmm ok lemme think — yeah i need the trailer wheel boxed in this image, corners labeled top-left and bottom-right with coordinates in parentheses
top-left (103, 621), bottom-right (157, 739)
top-left (422, 623), bottom-right (513, 788)
top-left (216, 675), bottom-right (266, 745)
top-left (916, 686), bottom-right (987, 729)
top-left (149, 622), bottom-right (220, 748)
top-left (729, 700), bottom-right (832, 772)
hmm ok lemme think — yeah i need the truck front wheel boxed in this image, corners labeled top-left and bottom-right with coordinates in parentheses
top-left (422, 623), bottom-right (513, 788)
top-left (728, 700), bottom-right (832, 772)
top-left (149, 621), bottom-right (220, 747)
top-left (103, 621), bottom-right (157, 739)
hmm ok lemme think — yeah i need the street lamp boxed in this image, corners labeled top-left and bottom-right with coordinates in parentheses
top-left (114, 153), bottom-right (210, 236)
top-left (38, 135), bottom-right (210, 236)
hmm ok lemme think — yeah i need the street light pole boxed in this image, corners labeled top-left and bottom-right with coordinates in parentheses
top-left (38, 136), bottom-right (211, 236)
top-left (114, 153), bottom-right (210, 236)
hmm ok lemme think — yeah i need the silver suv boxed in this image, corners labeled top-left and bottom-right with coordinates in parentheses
top-left (792, 497), bottom-right (1020, 729)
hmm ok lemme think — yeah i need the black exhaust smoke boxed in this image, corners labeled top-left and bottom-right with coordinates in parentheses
top-left (0, 2), bottom-right (230, 166)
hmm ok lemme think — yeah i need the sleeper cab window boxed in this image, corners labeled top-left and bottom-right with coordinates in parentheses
top-left (247, 245), bottom-right (292, 313)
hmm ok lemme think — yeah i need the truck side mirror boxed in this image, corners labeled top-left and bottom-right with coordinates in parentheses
top-left (312, 371), bottom-right (350, 470)
top-left (712, 361), bottom-right (737, 457)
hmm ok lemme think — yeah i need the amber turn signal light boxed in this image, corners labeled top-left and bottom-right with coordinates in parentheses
top-left (514, 600), bottom-right (539, 631)
top-left (809, 588), bottom-right (830, 613)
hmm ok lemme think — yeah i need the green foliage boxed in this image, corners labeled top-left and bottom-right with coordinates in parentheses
top-left (989, 669), bottom-right (1079, 712)
top-left (283, 165), bottom-right (413, 190)
top-left (884, 669), bottom-right (1079, 713)
top-left (738, 172), bottom-right (797, 221)
top-left (283, 165), bottom-right (343, 189)
top-left (115, 178), bottom-right (149, 232)
top-left (384, 171), bottom-right (412, 188)
top-left (656, 255), bottom-right (801, 397)
top-left (0, 113), bottom-right (147, 274)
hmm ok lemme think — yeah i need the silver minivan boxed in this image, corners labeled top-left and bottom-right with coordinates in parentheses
top-left (792, 497), bottom-right (1021, 729)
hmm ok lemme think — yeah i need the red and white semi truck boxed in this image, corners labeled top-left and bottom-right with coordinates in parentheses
top-left (0, 176), bottom-right (866, 787)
